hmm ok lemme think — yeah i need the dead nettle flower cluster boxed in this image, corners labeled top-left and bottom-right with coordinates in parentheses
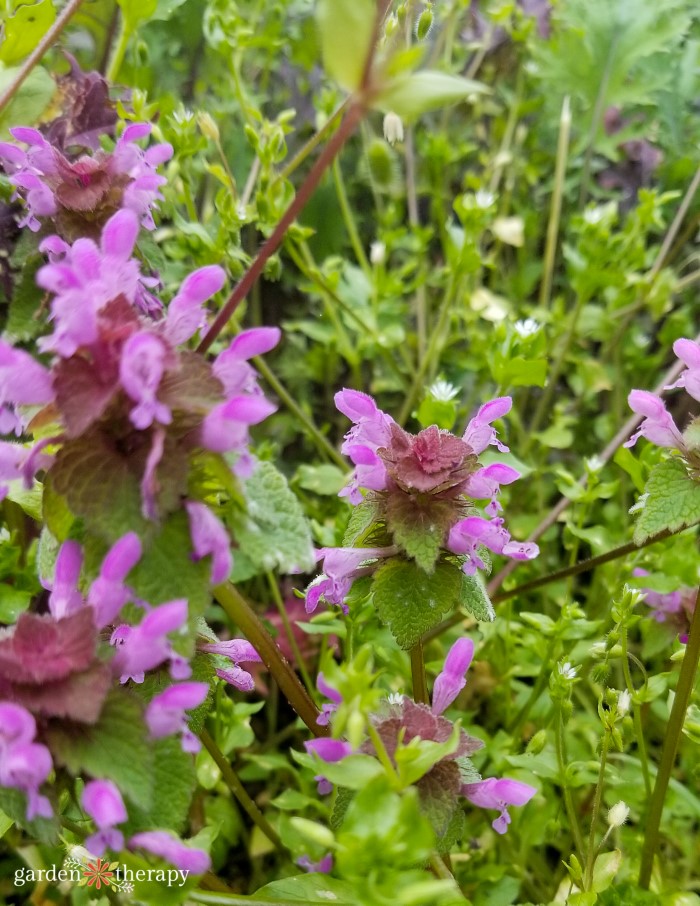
top-left (0, 124), bottom-right (279, 871)
top-left (306, 390), bottom-right (539, 613)
top-left (305, 638), bottom-right (536, 860)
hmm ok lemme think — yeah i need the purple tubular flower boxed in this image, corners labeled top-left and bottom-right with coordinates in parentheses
top-left (47, 540), bottom-right (84, 620)
top-left (185, 501), bottom-right (233, 585)
top-left (306, 546), bottom-right (395, 614)
top-left (0, 443), bottom-right (28, 497)
top-left (462, 777), bottom-right (537, 834)
top-left (463, 397), bottom-right (512, 454)
top-left (297, 854), bottom-right (333, 873)
top-left (0, 341), bottom-right (55, 434)
top-left (164, 266), bottom-right (227, 345)
top-left (119, 332), bottom-right (172, 430)
top-left (304, 738), bottom-right (353, 762)
top-left (0, 742), bottom-right (53, 820)
top-left (82, 780), bottom-right (127, 855)
top-left (213, 327), bottom-right (281, 396)
top-left (200, 395), bottom-right (277, 455)
top-left (128, 830), bottom-right (211, 874)
top-left (315, 775), bottom-right (333, 796)
top-left (447, 516), bottom-right (539, 575)
top-left (625, 390), bottom-right (686, 450)
top-left (316, 673), bottom-right (343, 726)
top-left (431, 638), bottom-right (475, 715)
top-left (667, 338), bottom-right (700, 402)
top-left (334, 389), bottom-right (394, 457)
top-left (145, 682), bottom-right (209, 752)
top-left (111, 599), bottom-right (190, 683)
top-left (465, 463), bottom-right (520, 517)
top-left (199, 638), bottom-right (261, 691)
top-left (338, 444), bottom-right (388, 504)
top-left (0, 703), bottom-right (36, 749)
top-left (88, 532), bottom-right (142, 627)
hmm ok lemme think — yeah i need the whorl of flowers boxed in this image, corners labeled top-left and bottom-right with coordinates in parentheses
top-left (305, 638), bottom-right (537, 837)
top-left (0, 123), bottom-right (172, 237)
top-left (306, 390), bottom-right (539, 612)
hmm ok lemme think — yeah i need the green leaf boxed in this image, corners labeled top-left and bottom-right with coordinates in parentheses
top-left (375, 71), bottom-right (488, 118)
top-left (0, 64), bottom-right (54, 136)
top-left (127, 736), bottom-right (196, 833)
top-left (633, 458), bottom-right (700, 544)
top-left (42, 475), bottom-right (75, 542)
top-left (0, 584), bottom-right (31, 622)
top-left (4, 253), bottom-right (45, 342)
top-left (229, 461), bottom-right (314, 580)
top-left (372, 559), bottom-right (462, 649)
top-left (303, 753), bottom-right (383, 790)
top-left (343, 498), bottom-right (381, 545)
top-left (255, 873), bottom-right (357, 904)
top-left (460, 572), bottom-right (495, 622)
top-left (50, 434), bottom-right (147, 543)
top-left (316, 0), bottom-right (375, 91)
top-left (117, 0), bottom-right (157, 29)
top-left (45, 689), bottom-right (155, 809)
top-left (0, 788), bottom-right (58, 844)
top-left (0, 806), bottom-right (13, 839)
top-left (385, 494), bottom-right (453, 573)
top-left (6, 478), bottom-right (42, 522)
top-left (295, 463), bottom-right (348, 495)
top-left (613, 445), bottom-right (647, 493)
top-left (395, 723), bottom-right (461, 787)
top-left (0, 0), bottom-right (56, 65)
top-left (592, 849), bottom-right (622, 893)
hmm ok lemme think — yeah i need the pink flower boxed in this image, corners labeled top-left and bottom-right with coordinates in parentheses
top-left (199, 637), bottom-right (261, 691)
top-left (128, 830), bottom-right (211, 873)
top-left (0, 704), bottom-right (36, 750)
top-left (667, 338), bottom-right (700, 402)
top-left (306, 546), bottom-right (396, 613)
top-left (297, 854), bottom-right (333, 873)
top-left (625, 390), bottom-right (685, 450)
top-left (464, 463), bottom-right (520, 517)
top-left (463, 397), bottom-right (512, 454)
top-left (199, 395), bottom-right (277, 460)
top-left (462, 777), bottom-right (537, 834)
top-left (87, 532), bottom-right (142, 627)
top-left (213, 327), bottom-right (281, 396)
top-left (431, 638), bottom-right (474, 715)
top-left (305, 738), bottom-right (353, 762)
top-left (447, 516), bottom-right (539, 575)
top-left (316, 673), bottom-right (343, 726)
top-left (334, 389), bottom-right (394, 502)
top-left (47, 540), bottom-right (83, 620)
top-left (82, 779), bottom-right (127, 855)
top-left (0, 340), bottom-right (55, 434)
top-left (164, 266), bottom-right (227, 346)
top-left (0, 742), bottom-right (53, 820)
top-left (119, 332), bottom-right (172, 429)
top-left (185, 501), bottom-right (232, 585)
top-left (111, 599), bottom-right (190, 684)
top-left (145, 682), bottom-right (209, 752)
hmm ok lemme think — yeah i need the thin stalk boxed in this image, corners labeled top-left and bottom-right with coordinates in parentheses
top-left (367, 721), bottom-right (400, 784)
top-left (578, 35), bottom-right (619, 206)
top-left (200, 729), bottom-right (284, 852)
top-left (106, 14), bottom-right (130, 82)
top-left (428, 852), bottom-right (469, 900)
top-left (253, 356), bottom-right (345, 468)
top-left (410, 640), bottom-right (429, 705)
top-left (620, 628), bottom-right (652, 796)
top-left (332, 158), bottom-right (371, 275)
top-left (648, 163), bottom-right (700, 283)
top-left (555, 711), bottom-right (586, 859)
top-left (584, 730), bottom-right (611, 889)
top-left (265, 571), bottom-right (315, 697)
top-left (0, 0), bottom-right (86, 113)
top-left (539, 97), bottom-right (571, 311)
top-left (213, 582), bottom-right (326, 736)
top-left (508, 636), bottom-right (557, 734)
top-left (398, 273), bottom-right (458, 424)
top-left (197, 102), bottom-right (365, 354)
top-left (639, 587), bottom-right (700, 888)
top-left (275, 101), bottom-right (349, 185)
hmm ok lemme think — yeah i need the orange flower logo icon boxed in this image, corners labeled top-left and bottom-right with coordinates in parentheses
top-left (81, 858), bottom-right (117, 890)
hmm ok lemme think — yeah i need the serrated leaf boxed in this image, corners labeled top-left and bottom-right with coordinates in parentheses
top-left (0, 65), bottom-right (54, 137)
top-left (45, 689), bottom-right (154, 809)
top-left (316, 0), bottom-right (375, 91)
top-left (304, 753), bottom-right (383, 790)
top-left (0, 787), bottom-right (58, 843)
top-left (342, 498), bottom-right (381, 545)
top-left (229, 461), bottom-right (314, 580)
top-left (127, 736), bottom-right (196, 833)
top-left (633, 458), bottom-right (700, 544)
top-left (42, 475), bottom-right (75, 542)
top-left (0, 0), bottom-right (56, 65)
top-left (372, 559), bottom-right (462, 649)
top-left (385, 494), bottom-right (453, 573)
top-left (0, 584), bottom-right (31, 622)
top-left (460, 573), bottom-right (495, 622)
top-left (254, 873), bottom-right (357, 904)
top-left (4, 253), bottom-right (45, 342)
top-left (375, 71), bottom-right (488, 118)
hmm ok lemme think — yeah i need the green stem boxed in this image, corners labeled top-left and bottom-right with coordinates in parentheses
top-left (253, 356), bottom-right (346, 469)
top-left (197, 102), bottom-right (365, 354)
top-left (584, 729), bottom-right (610, 889)
top-left (213, 582), bottom-right (326, 736)
top-left (639, 587), bottom-right (700, 888)
top-left (410, 640), bottom-right (429, 705)
top-left (200, 729), bottom-right (284, 852)
top-left (274, 100), bottom-right (349, 185)
top-left (539, 96), bottom-right (571, 311)
top-left (332, 158), bottom-right (370, 275)
top-left (0, 0), bottom-right (86, 113)
top-left (266, 571), bottom-right (315, 697)
top-left (367, 721), bottom-right (400, 785)
top-left (620, 628), bottom-right (652, 797)
top-left (555, 710), bottom-right (586, 860)
top-left (106, 15), bottom-right (131, 82)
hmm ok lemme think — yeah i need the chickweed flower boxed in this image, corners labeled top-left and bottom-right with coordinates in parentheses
top-left (607, 801), bottom-right (630, 827)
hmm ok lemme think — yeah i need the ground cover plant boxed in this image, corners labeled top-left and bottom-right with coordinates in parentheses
top-left (0, 0), bottom-right (700, 904)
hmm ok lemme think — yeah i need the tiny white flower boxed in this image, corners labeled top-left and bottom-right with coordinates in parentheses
top-left (583, 206), bottom-right (606, 224)
top-left (475, 189), bottom-right (495, 209)
top-left (370, 241), bottom-right (386, 266)
top-left (607, 801), bottom-right (630, 827)
top-left (558, 661), bottom-right (578, 680)
top-left (383, 112), bottom-right (404, 145)
top-left (387, 692), bottom-right (404, 705)
top-left (514, 318), bottom-right (540, 338)
top-left (428, 379), bottom-right (459, 402)
top-left (617, 689), bottom-right (632, 716)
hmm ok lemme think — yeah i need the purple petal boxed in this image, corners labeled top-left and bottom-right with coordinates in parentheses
top-left (431, 637), bottom-right (474, 715)
top-left (673, 338), bottom-right (700, 369)
top-left (200, 638), bottom-right (261, 663)
top-left (121, 123), bottom-right (151, 142)
top-left (82, 779), bottom-right (127, 829)
top-left (100, 209), bottom-right (139, 260)
top-left (185, 501), bottom-right (232, 585)
top-left (0, 703), bottom-right (36, 749)
top-left (317, 672), bottom-right (343, 705)
top-left (227, 327), bottom-right (281, 360)
top-left (128, 830), bottom-right (211, 873)
top-left (215, 665), bottom-right (255, 690)
top-left (304, 738), bottom-right (352, 762)
top-left (334, 389), bottom-right (379, 421)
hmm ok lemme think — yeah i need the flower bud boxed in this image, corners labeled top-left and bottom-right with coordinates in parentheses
top-left (415, 6), bottom-right (434, 41)
top-left (617, 689), bottom-right (631, 717)
top-left (197, 112), bottom-right (220, 143)
top-left (347, 709), bottom-right (366, 749)
top-left (370, 241), bottom-right (386, 266)
top-left (607, 801), bottom-right (630, 827)
top-left (526, 729), bottom-right (547, 755)
top-left (289, 818), bottom-right (336, 849)
top-left (383, 112), bottom-right (404, 146)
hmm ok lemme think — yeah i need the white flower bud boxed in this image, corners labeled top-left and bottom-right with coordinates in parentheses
top-left (370, 241), bottom-right (386, 266)
top-left (607, 801), bottom-right (630, 827)
top-left (383, 112), bottom-right (404, 145)
top-left (617, 689), bottom-right (631, 717)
